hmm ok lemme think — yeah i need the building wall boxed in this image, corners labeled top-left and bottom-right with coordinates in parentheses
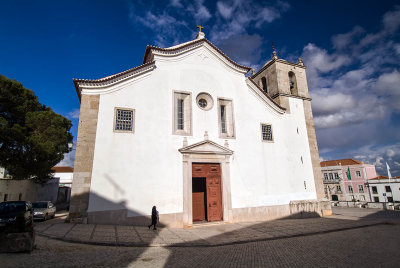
top-left (368, 179), bottom-right (400, 202)
top-left (322, 163), bottom-right (378, 202)
top-left (84, 45), bottom-right (317, 222)
top-left (54, 172), bottom-right (74, 187)
top-left (0, 179), bottom-right (59, 203)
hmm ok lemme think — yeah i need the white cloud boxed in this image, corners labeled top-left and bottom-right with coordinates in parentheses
top-left (387, 149), bottom-right (396, 158)
top-left (217, 34), bottom-right (262, 66)
top-left (332, 26), bottom-right (364, 50)
top-left (67, 108), bottom-right (80, 119)
top-left (170, 0), bottom-right (183, 8)
top-left (382, 5), bottom-right (400, 33)
top-left (187, 0), bottom-right (211, 22)
top-left (311, 90), bottom-right (355, 115)
top-left (57, 149), bottom-right (75, 168)
top-left (217, 1), bottom-right (233, 19)
top-left (210, 0), bottom-right (290, 44)
top-left (255, 7), bottom-right (281, 26)
top-left (376, 69), bottom-right (400, 96)
top-left (302, 43), bottom-right (350, 74)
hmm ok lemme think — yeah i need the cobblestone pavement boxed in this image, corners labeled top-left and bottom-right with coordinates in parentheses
top-left (1, 224), bottom-right (400, 267)
top-left (31, 207), bottom-right (399, 247)
top-left (1, 207), bottom-right (400, 267)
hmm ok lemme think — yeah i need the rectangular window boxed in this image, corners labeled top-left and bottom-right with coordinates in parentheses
top-left (374, 196), bottom-right (380, 202)
top-left (348, 185), bottom-right (353, 193)
top-left (334, 173), bottom-right (339, 180)
top-left (114, 108), bottom-right (135, 132)
top-left (218, 98), bottom-right (235, 138)
top-left (4, 194), bottom-right (8, 202)
top-left (173, 91), bottom-right (192, 135)
top-left (336, 185), bottom-right (341, 193)
top-left (324, 173), bottom-right (328, 181)
top-left (18, 193), bottom-right (22, 201)
top-left (177, 99), bottom-right (184, 130)
top-left (372, 186), bottom-right (378, 194)
top-left (220, 105), bottom-right (226, 133)
top-left (385, 186), bottom-right (392, 192)
top-left (261, 124), bottom-right (273, 141)
top-left (356, 171), bottom-right (361, 177)
top-left (329, 173), bottom-right (333, 181)
top-left (358, 185), bottom-right (364, 193)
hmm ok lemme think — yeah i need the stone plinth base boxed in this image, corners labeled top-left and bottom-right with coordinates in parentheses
top-left (289, 199), bottom-right (332, 218)
top-left (87, 210), bottom-right (183, 228)
top-left (0, 232), bottom-right (35, 253)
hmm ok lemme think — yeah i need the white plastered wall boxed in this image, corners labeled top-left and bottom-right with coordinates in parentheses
top-left (86, 44), bottom-right (317, 217)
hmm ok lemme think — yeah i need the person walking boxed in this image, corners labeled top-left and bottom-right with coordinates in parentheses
top-left (148, 206), bottom-right (158, 230)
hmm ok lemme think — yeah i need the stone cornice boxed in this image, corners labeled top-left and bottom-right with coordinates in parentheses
top-left (246, 78), bottom-right (286, 114)
top-left (252, 58), bottom-right (306, 79)
top-left (73, 61), bottom-right (156, 102)
top-left (271, 92), bottom-right (312, 101)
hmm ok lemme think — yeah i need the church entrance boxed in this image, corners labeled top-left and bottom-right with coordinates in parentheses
top-left (192, 163), bottom-right (223, 222)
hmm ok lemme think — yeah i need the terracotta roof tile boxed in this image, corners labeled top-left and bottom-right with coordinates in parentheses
top-left (52, 166), bottom-right (74, 173)
top-left (369, 175), bottom-right (400, 180)
top-left (320, 159), bottom-right (363, 167)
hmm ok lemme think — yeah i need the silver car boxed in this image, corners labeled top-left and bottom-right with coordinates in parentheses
top-left (32, 201), bottom-right (56, 221)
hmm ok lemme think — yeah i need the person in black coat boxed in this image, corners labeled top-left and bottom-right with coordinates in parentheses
top-left (148, 206), bottom-right (158, 230)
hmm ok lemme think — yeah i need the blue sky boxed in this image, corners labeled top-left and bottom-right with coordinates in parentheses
top-left (1, 0), bottom-right (399, 176)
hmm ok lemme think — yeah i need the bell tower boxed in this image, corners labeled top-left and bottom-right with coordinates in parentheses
top-left (252, 50), bottom-right (325, 199)
top-left (252, 50), bottom-right (309, 113)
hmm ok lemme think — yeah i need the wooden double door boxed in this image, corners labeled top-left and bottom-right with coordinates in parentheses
top-left (192, 163), bottom-right (222, 222)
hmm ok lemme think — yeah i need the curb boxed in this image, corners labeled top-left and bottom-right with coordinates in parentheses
top-left (36, 221), bottom-right (387, 248)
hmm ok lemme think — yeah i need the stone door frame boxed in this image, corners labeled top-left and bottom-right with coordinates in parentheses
top-left (179, 140), bottom-right (233, 226)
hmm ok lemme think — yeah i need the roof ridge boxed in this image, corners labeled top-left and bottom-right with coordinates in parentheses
top-left (247, 77), bottom-right (286, 111)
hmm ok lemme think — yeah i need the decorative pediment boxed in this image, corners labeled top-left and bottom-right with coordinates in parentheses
top-left (179, 140), bottom-right (233, 155)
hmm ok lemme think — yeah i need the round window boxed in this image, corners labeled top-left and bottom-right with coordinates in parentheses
top-left (198, 99), bottom-right (207, 108)
top-left (196, 93), bottom-right (213, 111)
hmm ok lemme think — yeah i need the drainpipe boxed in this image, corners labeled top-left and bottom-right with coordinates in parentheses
top-left (366, 182), bottom-right (372, 203)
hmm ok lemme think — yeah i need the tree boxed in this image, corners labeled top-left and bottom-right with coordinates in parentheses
top-left (0, 74), bottom-right (73, 183)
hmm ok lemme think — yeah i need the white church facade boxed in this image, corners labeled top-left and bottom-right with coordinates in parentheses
top-left (69, 30), bottom-right (330, 227)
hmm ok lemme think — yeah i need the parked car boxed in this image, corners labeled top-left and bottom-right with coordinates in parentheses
top-left (0, 201), bottom-right (33, 231)
top-left (32, 201), bottom-right (56, 221)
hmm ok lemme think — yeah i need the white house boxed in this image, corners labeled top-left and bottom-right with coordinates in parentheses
top-left (69, 30), bottom-right (329, 227)
top-left (52, 166), bottom-right (74, 188)
top-left (368, 175), bottom-right (400, 203)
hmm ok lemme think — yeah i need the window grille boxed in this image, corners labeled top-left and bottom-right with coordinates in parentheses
top-left (177, 99), bottom-right (184, 130)
top-left (348, 185), bottom-right (353, 193)
top-left (221, 105), bottom-right (226, 133)
top-left (261, 124), bottom-right (273, 141)
top-left (358, 185), bottom-right (364, 193)
top-left (115, 109), bottom-right (133, 131)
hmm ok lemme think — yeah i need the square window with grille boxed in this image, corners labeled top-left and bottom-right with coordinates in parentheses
top-left (114, 108), bottom-right (134, 132)
top-left (261, 124), bottom-right (273, 141)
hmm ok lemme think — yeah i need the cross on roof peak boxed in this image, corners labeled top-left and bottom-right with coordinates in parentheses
top-left (196, 25), bottom-right (205, 39)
